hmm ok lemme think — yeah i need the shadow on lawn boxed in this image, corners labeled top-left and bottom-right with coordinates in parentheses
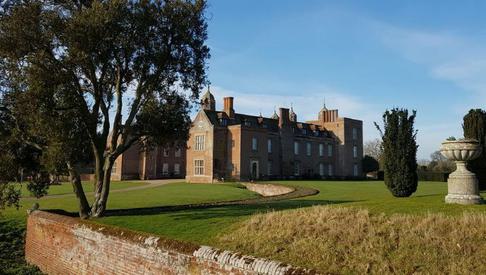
top-left (164, 199), bottom-right (357, 221)
top-left (47, 185), bottom-right (360, 219)
top-left (100, 198), bottom-right (358, 219)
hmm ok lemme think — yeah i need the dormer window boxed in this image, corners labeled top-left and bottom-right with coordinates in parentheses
top-left (302, 129), bottom-right (307, 135)
top-left (244, 120), bottom-right (251, 127)
top-left (314, 131), bottom-right (320, 137)
top-left (220, 118), bottom-right (227, 126)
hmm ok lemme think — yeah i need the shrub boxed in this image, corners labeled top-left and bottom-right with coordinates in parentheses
top-left (417, 170), bottom-right (449, 182)
top-left (0, 220), bottom-right (41, 274)
top-left (362, 155), bottom-right (380, 174)
top-left (375, 109), bottom-right (418, 197)
top-left (463, 109), bottom-right (486, 190)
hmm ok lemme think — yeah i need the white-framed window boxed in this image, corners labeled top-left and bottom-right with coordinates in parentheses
top-left (267, 139), bottom-right (272, 153)
top-left (267, 161), bottom-right (272, 176)
top-left (252, 137), bottom-right (258, 151)
top-left (294, 162), bottom-right (300, 176)
top-left (175, 148), bottom-right (182, 157)
top-left (174, 163), bottom-right (180, 175)
top-left (194, 159), bottom-right (204, 175)
top-left (319, 144), bottom-right (324, 156)
top-left (294, 141), bottom-right (299, 155)
top-left (195, 135), bottom-right (205, 151)
top-left (162, 163), bottom-right (169, 175)
top-left (328, 164), bottom-right (333, 176)
top-left (353, 128), bottom-right (358, 140)
top-left (306, 142), bottom-right (311, 156)
top-left (163, 148), bottom-right (169, 157)
top-left (353, 145), bottom-right (358, 158)
top-left (328, 144), bottom-right (333, 157)
top-left (319, 163), bottom-right (325, 176)
top-left (353, 164), bottom-right (359, 177)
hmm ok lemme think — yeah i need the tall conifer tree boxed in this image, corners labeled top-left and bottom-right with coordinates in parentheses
top-left (463, 109), bottom-right (486, 190)
top-left (375, 109), bottom-right (418, 197)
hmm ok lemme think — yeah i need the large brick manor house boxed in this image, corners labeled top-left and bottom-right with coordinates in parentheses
top-left (109, 89), bottom-right (363, 182)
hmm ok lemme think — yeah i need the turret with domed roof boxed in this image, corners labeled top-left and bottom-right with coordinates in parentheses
top-left (271, 108), bottom-right (279, 120)
top-left (201, 86), bottom-right (215, 111)
top-left (289, 104), bottom-right (297, 122)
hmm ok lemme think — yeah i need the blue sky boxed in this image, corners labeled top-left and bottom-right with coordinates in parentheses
top-left (203, 0), bottom-right (486, 160)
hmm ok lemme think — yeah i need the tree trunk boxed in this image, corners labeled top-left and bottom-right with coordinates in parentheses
top-left (66, 162), bottom-right (90, 219)
top-left (91, 157), bottom-right (113, 217)
top-left (91, 151), bottom-right (104, 215)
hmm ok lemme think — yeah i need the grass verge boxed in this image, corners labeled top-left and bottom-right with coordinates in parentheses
top-left (216, 205), bottom-right (486, 274)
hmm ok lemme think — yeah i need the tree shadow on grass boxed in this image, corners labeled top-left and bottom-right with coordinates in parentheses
top-left (412, 194), bottom-right (444, 198)
top-left (48, 198), bottom-right (358, 220)
top-left (47, 185), bottom-right (361, 220)
top-left (161, 199), bottom-right (356, 221)
top-left (99, 198), bottom-right (358, 219)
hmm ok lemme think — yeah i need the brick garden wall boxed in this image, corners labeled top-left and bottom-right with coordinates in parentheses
top-left (25, 211), bottom-right (316, 275)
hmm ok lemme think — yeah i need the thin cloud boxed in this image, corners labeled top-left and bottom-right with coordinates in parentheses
top-left (372, 21), bottom-right (486, 105)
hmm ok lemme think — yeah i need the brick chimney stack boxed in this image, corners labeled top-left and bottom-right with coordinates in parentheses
top-left (278, 108), bottom-right (290, 128)
top-left (223, 97), bottom-right (235, 119)
top-left (319, 109), bottom-right (339, 123)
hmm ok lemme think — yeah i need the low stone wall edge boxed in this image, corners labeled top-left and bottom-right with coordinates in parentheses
top-left (25, 210), bottom-right (318, 275)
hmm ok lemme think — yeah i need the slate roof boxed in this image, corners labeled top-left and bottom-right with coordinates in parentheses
top-left (203, 110), bottom-right (332, 138)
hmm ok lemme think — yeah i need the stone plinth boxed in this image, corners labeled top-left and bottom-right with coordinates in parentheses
top-left (440, 139), bottom-right (483, 205)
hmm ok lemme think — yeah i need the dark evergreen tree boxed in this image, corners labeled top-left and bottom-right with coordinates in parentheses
top-left (362, 155), bottom-right (380, 174)
top-left (463, 109), bottom-right (486, 190)
top-left (375, 109), bottom-right (418, 197)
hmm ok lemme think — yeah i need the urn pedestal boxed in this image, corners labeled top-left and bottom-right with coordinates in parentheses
top-left (440, 140), bottom-right (483, 205)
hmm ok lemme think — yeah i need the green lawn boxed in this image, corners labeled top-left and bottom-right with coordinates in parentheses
top-left (2, 182), bottom-right (258, 225)
top-left (19, 181), bottom-right (148, 197)
top-left (97, 181), bottom-right (486, 244)
top-left (274, 180), bottom-right (486, 215)
top-left (3, 180), bottom-right (486, 245)
top-left (0, 181), bottom-right (486, 270)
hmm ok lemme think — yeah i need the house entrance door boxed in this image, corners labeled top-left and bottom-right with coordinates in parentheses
top-left (250, 161), bottom-right (259, 180)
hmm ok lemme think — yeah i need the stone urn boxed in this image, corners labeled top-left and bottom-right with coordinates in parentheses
top-left (440, 139), bottom-right (483, 205)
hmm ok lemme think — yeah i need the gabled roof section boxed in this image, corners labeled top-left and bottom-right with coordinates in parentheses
top-left (203, 110), bottom-right (279, 131)
top-left (201, 109), bottom-right (332, 137)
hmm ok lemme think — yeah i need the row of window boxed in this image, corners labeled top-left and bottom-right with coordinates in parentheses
top-left (293, 142), bottom-right (334, 157)
top-left (162, 163), bottom-right (181, 175)
top-left (194, 159), bottom-right (359, 177)
top-left (112, 161), bottom-right (182, 175)
top-left (196, 134), bottom-right (358, 159)
top-left (162, 148), bottom-right (182, 157)
top-left (295, 163), bottom-right (359, 177)
top-left (253, 138), bottom-right (335, 157)
top-left (291, 163), bottom-right (333, 176)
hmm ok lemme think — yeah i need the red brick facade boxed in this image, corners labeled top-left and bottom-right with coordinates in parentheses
top-left (25, 211), bottom-right (315, 275)
top-left (101, 92), bottom-right (363, 183)
top-left (110, 142), bottom-right (186, 180)
top-left (186, 92), bottom-right (363, 183)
